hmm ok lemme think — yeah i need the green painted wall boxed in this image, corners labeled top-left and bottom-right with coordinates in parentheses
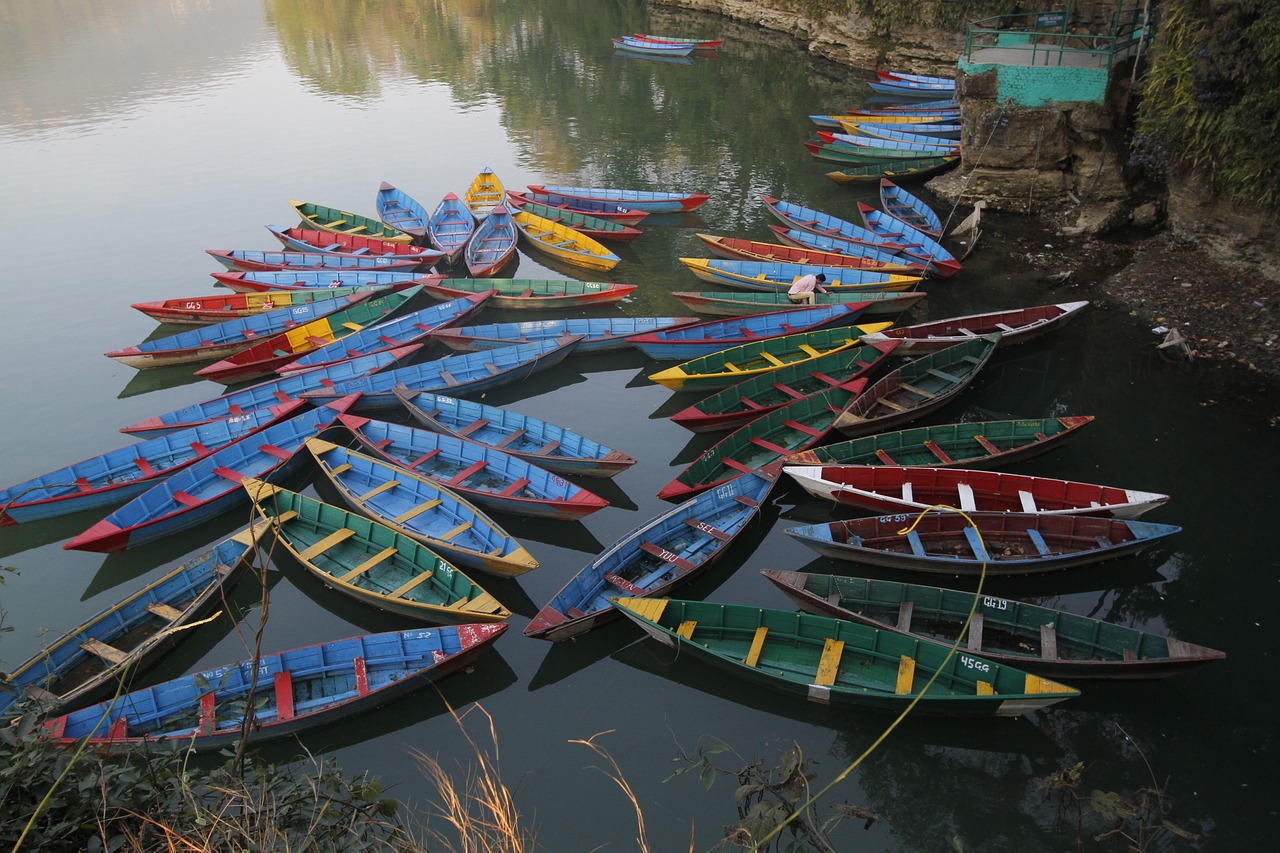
top-left (958, 60), bottom-right (1109, 106)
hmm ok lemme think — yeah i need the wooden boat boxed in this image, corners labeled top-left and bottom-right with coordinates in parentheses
top-left (760, 194), bottom-right (910, 254)
top-left (426, 192), bottom-right (477, 266)
top-left (298, 337), bottom-right (582, 412)
top-left (857, 201), bottom-right (961, 273)
top-left (783, 465), bottom-right (1171, 518)
top-left (877, 179), bottom-right (944, 237)
top-left (876, 70), bottom-right (956, 87)
top-left (193, 288), bottom-right (422, 384)
top-left (0, 526), bottom-right (264, 719)
top-left (274, 293), bottom-right (491, 376)
top-left (647, 333), bottom-right (896, 393)
top-left (131, 287), bottom-right (392, 327)
top-left (512, 208), bottom-right (621, 271)
top-left (778, 511), bottom-right (1183, 575)
top-left (610, 598), bottom-right (1079, 716)
top-left (341, 415), bottom-right (608, 521)
top-left (289, 199), bottom-right (414, 243)
top-left (627, 304), bottom-right (873, 361)
top-left (824, 156), bottom-right (959, 185)
top-left (831, 335), bottom-right (1000, 437)
top-left (41, 624), bottom-right (506, 751)
top-left (845, 108), bottom-right (961, 121)
top-left (265, 225), bottom-right (439, 262)
top-left (507, 189), bottom-right (649, 225)
top-left (375, 182), bottom-right (430, 239)
top-left (678, 258), bottom-right (922, 292)
top-left (658, 382), bottom-right (868, 501)
top-left (526, 471), bottom-right (776, 642)
top-left (610, 36), bottom-right (697, 57)
top-left (669, 342), bottom-right (900, 433)
top-left (786, 416), bottom-right (1096, 468)
top-left (507, 198), bottom-right (643, 242)
top-left (398, 391), bottom-right (636, 478)
top-left (464, 167), bottom-right (505, 219)
top-left (824, 128), bottom-right (958, 151)
top-left (862, 97), bottom-right (958, 112)
top-left (762, 571), bottom-right (1223, 680)
top-left (306, 438), bottom-right (537, 577)
top-left (670, 289), bottom-right (924, 319)
top-left (860, 301), bottom-right (1090, 354)
top-left (804, 139), bottom-right (954, 165)
top-left (420, 277), bottom-right (636, 310)
top-left (693, 233), bottom-right (916, 272)
top-left (430, 316), bottom-right (699, 356)
top-left (63, 396), bottom-right (359, 553)
top-left (765, 225), bottom-right (928, 272)
top-left (117, 347), bottom-right (417, 437)
top-left (631, 33), bottom-right (723, 49)
top-left (246, 479), bottom-right (509, 622)
top-left (527, 184), bottom-right (709, 213)
top-left (105, 292), bottom-right (374, 370)
top-left (0, 400), bottom-right (304, 526)
top-left (464, 203), bottom-right (518, 277)
top-left (845, 120), bottom-right (962, 140)
top-left (212, 270), bottom-right (438, 293)
top-left (866, 78), bottom-right (957, 98)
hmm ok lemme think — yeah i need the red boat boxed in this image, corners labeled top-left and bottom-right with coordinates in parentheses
top-left (211, 271), bottom-right (442, 293)
top-left (505, 190), bottom-right (649, 225)
top-left (694, 233), bottom-right (916, 272)
top-left (265, 225), bottom-right (443, 262)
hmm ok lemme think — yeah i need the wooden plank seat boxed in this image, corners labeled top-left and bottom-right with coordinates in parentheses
top-left (171, 490), bottom-right (204, 508)
top-left (394, 498), bottom-right (442, 523)
top-left (676, 620), bottom-right (697, 639)
top-left (814, 638), bottom-right (844, 686)
top-left (721, 457), bottom-right (757, 475)
top-left (405, 448), bottom-right (441, 470)
top-left (437, 369), bottom-right (458, 386)
top-left (899, 382), bottom-right (937, 399)
top-left (145, 602), bottom-right (184, 621)
top-left (329, 462), bottom-right (353, 475)
top-left (967, 612), bottom-right (984, 651)
top-left (338, 547), bottom-right (398, 582)
top-left (972, 434), bottom-right (1000, 455)
top-left (493, 428), bottom-right (527, 449)
top-left (955, 481), bottom-right (977, 512)
top-left (80, 639), bottom-right (128, 665)
top-left (683, 516), bottom-right (732, 542)
top-left (638, 541), bottom-right (697, 572)
top-left (896, 600), bottom-right (915, 631)
top-left (133, 457), bottom-right (158, 477)
top-left (274, 671), bottom-right (295, 721)
top-left (925, 368), bottom-right (961, 383)
top-left (995, 322), bottom-right (1018, 333)
top-left (447, 460), bottom-right (487, 485)
top-left (439, 520), bottom-right (473, 541)
top-left (874, 449), bottom-right (896, 464)
top-left (483, 362), bottom-right (504, 375)
top-left (894, 654), bottom-right (915, 694)
top-left (257, 443), bottom-right (293, 461)
top-left (770, 382), bottom-right (807, 400)
top-left (497, 477), bottom-right (531, 497)
top-left (738, 396), bottom-right (766, 410)
top-left (299, 528), bottom-right (356, 561)
top-left (782, 419), bottom-right (824, 437)
top-left (1017, 490), bottom-right (1038, 513)
top-left (875, 396), bottom-right (907, 412)
top-left (1025, 528), bottom-right (1052, 557)
top-left (456, 418), bottom-right (490, 436)
top-left (534, 440), bottom-right (560, 456)
top-left (797, 344), bottom-right (822, 358)
top-left (603, 571), bottom-right (645, 594)
top-left (745, 627), bottom-right (768, 667)
top-left (1040, 624), bottom-right (1059, 660)
top-left (389, 569), bottom-right (436, 598)
top-left (760, 351), bottom-right (787, 366)
top-left (358, 479), bottom-right (400, 501)
top-left (923, 440), bottom-right (952, 463)
top-left (213, 466), bottom-right (247, 484)
top-left (748, 436), bottom-right (792, 455)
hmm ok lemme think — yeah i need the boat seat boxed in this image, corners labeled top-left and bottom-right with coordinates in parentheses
top-left (905, 529), bottom-right (926, 558)
top-left (339, 547), bottom-right (398, 582)
top-left (896, 600), bottom-right (914, 631)
top-left (771, 382), bottom-right (807, 400)
top-left (923, 440), bottom-right (952, 463)
top-left (456, 418), bottom-right (490, 436)
top-left (519, 289), bottom-right (535, 297)
top-left (483, 362), bottom-right (504, 375)
top-left (145, 602), bottom-right (184, 622)
top-left (745, 627), bottom-right (768, 667)
top-left (895, 654), bottom-right (916, 694)
top-left (74, 476), bottom-right (93, 492)
top-left (814, 638), bottom-right (844, 687)
top-left (976, 680), bottom-right (995, 695)
top-left (437, 369), bottom-right (458, 386)
top-left (447, 460), bottom-right (487, 485)
top-left (721, 362), bottom-right (742, 372)
top-left (899, 382), bottom-right (936, 399)
top-left (390, 569), bottom-right (436, 598)
top-left (391, 494), bottom-right (442, 522)
top-left (497, 477), bottom-right (531, 497)
top-left (926, 368), bottom-right (961, 383)
top-left (133, 457), bottom-right (158, 477)
top-left (874, 449), bottom-right (896, 464)
top-left (274, 671), bottom-right (295, 721)
top-left (171, 489), bottom-right (204, 508)
top-left (748, 435), bottom-right (792, 455)
top-left (900, 481), bottom-right (914, 503)
top-left (876, 397), bottom-right (907, 412)
top-left (798, 344), bottom-right (822, 357)
top-left (738, 396), bottom-right (766, 410)
top-left (995, 322), bottom-right (1018, 333)
top-left (782, 419), bottom-right (824, 438)
top-left (257, 443), bottom-right (293, 461)
top-left (198, 691), bottom-right (217, 735)
top-left (808, 371), bottom-right (843, 388)
top-left (535, 440), bottom-right (561, 456)
top-left (603, 571), bottom-right (645, 595)
top-left (1034, 432), bottom-right (1049, 441)
top-left (439, 520), bottom-right (473, 541)
top-left (956, 482), bottom-right (977, 512)
top-left (349, 247), bottom-right (370, 255)
top-left (676, 620), bottom-right (697, 640)
top-left (638, 541), bottom-right (696, 572)
top-left (405, 448), bottom-right (442, 470)
top-left (299, 528), bottom-right (356, 560)
top-left (358, 479), bottom-right (400, 501)
top-left (1040, 624), bottom-right (1059, 660)
top-left (322, 243), bottom-right (342, 251)
top-left (326, 220), bottom-right (348, 228)
top-left (213, 466), bottom-right (247, 484)
top-left (1026, 528), bottom-right (1051, 557)
top-left (963, 525), bottom-right (988, 560)
top-left (972, 435), bottom-right (1000, 455)
top-left (956, 327), bottom-right (977, 337)
top-left (567, 607), bottom-right (588, 619)
top-left (353, 656), bottom-right (370, 695)
top-left (968, 612), bottom-right (984, 650)
top-left (1095, 535), bottom-right (1114, 549)
top-left (683, 516), bottom-right (732, 542)
top-left (80, 639), bottom-right (128, 665)
top-left (960, 355), bottom-right (983, 365)
top-left (1017, 490), bottom-right (1038, 513)
top-left (494, 428), bottom-right (527, 449)
top-left (760, 351), bottom-right (786, 366)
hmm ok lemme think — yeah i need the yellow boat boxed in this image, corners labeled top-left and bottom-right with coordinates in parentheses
top-left (512, 209), bottom-right (621, 272)
top-left (464, 167), bottom-right (506, 219)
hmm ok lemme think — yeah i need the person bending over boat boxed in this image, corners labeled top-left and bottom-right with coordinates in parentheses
top-left (788, 273), bottom-right (827, 304)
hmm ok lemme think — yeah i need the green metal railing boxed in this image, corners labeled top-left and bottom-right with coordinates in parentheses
top-left (963, 6), bottom-right (1153, 72)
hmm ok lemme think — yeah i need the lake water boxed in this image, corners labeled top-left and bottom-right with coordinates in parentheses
top-left (2, 1), bottom-right (1277, 849)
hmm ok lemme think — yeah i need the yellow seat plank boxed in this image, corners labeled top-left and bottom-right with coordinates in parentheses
top-left (337, 547), bottom-right (398, 583)
top-left (81, 639), bottom-right (128, 666)
top-left (815, 638), bottom-right (845, 686)
top-left (440, 520), bottom-right (473, 541)
top-left (676, 620), bottom-right (697, 640)
top-left (459, 591), bottom-right (505, 614)
top-left (389, 569), bottom-right (436, 598)
top-left (894, 654), bottom-right (916, 694)
top-left (298, 528), bottom-right (356, 561)
top-left (358, 479), bottom-right (400, 501)
top-left (145, 602), bottom-right (184, 622)
top-left (759, 351), bottom-right (786, 366)
top-left (394, 498), bottom-right (442, 524)
top-left (976, 680), bottom-right (995, 695)
top-left (745, 626), bottom-right (768, 667)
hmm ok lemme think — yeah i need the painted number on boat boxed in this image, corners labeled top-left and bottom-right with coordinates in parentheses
top-left (435, 396), bottom-right (456, 404)
top-left (550, 475), bottom-right (566, 487)
top-left (183, 301), bottom-right (202, 309)
top-left (959, 655), bottom-right (991, 674)
top-left (982, 596), bottom-right (1010, 611)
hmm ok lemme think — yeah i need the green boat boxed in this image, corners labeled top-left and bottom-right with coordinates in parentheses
top-left (420, 278), bottom-right (636, 310)
top-left (824, 156), bottom-right (960, 185)
top-left (289, 199), bottom-right (414, 243)
top-left (804, 139), bottom-right (948, 164)
top-left (610, 597), bottom-right (1080, 716)
top-left (657, 382), bottom-right (869, 501)
top-left (669, 342), bottom-right (900, 433)
top-left (761, 571), bottom-right (1226, 681)
top-left (648, 330), bottom-right (895, 393)
top-left (786, 416), bottom-right (1094, 467)
top-left (670, 289), bottom-right (926, 318)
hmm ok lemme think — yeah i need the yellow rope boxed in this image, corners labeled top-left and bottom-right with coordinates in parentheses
top-left (753, 504), bottom-right (988, 851)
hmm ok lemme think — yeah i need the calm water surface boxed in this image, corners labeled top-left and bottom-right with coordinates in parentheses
top-left (2, 1), bottom-right (1277, 849)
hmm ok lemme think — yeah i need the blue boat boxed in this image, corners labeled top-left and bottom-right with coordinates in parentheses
top-left (765, 225), bottom-right (925, 270)
top-left (276, 293), bottom-right (492, 375)
top-left (212, 270), bottom-right (437, 293)
top-left (851, 121), bottom-right (962, 141)
top-left (877, 70), bottom-right (955, 88)
top-left (760, 195), bottom-right (903, 252)
top-left (625, 304), bottom-right (872, 361)
top-left (821, 131), bottom-right (957, 153)
top-left (375, 181), bottom-right (430, 239)
top-left (857, 202), bottom-right (959, 274)
top-left (64, 396), bottom-right (359, 553)
top-left (398, 391), bottom-right (636, 478)
top-left (298, 337), bottom-right (583, 412)
top-left (40, 624), bottom-right (507, 751)
top-left (341, 415), bottom-right (609, 521)
top-left (429, 316), bottom-right (700, 356)
top-left (526, 184), bottom-right (709, 213)
top-left (427, 192), bottom-right (477, 266)
top-left (878, 179), bottom-right (944, 237)
top-left (206, 249), bottom-right (425, 272)
top-left (464, 203), bottom-right (518, 277)
top-left (0, 526), bottom-right (265, 719)
top-left (118, 346), bottom-right (419, 437)
top-left (866, 78), bottom-right (956, 98)
top-left (264, 225), bottom-right (442, 262)
top-left (678, 258), bottom-right (921, 293)
top-left (306, 439), bottom-right (537, 578)
top-left (508, 189), bottom-right (650, 223)
top-left (1, 400), bottom-right (305, 526)
top-left (610, 35), bottom-right (697, 56)
top-left (104, 291), bottom-right (373, 369)
top-left (524, 471), bottom-right (778, 641)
